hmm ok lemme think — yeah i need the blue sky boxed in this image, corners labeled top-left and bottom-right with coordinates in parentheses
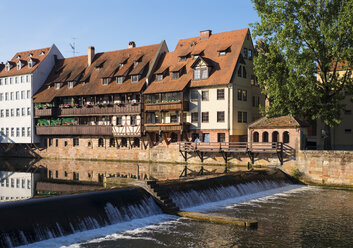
top-left (0, 0), bottom-right (259, 60)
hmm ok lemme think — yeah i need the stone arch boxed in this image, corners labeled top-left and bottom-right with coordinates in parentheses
top-left (98, 137), bottom-right (104, 147)
top-left (283, 131), bottom-right (290, 143)
top-left (272, 131), bottom-right (279, 142)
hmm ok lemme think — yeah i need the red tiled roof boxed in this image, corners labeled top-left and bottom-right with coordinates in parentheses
top-left (248, 116), bottom-right (309, 128)
top-left (0, 47), bottom-right (51, 77)
top-left (33, 43), bottom-right (160, 103)
top-left (144, 28), bottom-right (249, 94)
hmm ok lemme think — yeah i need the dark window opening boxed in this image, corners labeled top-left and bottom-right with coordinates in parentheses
top-left (253, 132), bottom-right (259, 142)
top-left (217, 133), bottom-right (225, 142)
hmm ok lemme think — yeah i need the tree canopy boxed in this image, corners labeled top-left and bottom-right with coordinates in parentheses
top-left (251, 0), bottom-right (353, 149)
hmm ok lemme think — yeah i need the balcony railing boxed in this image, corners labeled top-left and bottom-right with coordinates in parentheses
top-left (144, 122), bottom-right (190, 132)
top-left (36, 125), bottom-right (113, 136)
top-left (144, 101), bottom-right (189, 112)
top-left (34, 103), bottom-right (141, 117)
top-left (34, 108), bottom-right (54, 117)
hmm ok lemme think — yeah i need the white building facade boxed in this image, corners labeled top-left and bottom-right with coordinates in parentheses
top-left (0, 45), bottom-right (63, 144)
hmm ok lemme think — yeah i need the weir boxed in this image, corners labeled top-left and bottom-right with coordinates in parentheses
top-left (0, 169), bottom-right (300, 248)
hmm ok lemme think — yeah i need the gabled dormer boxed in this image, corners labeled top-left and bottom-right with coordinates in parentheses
top-left (170, 65), bottom-right (185, 80)
top-left (191, 49), bottom-right (204, 60)
top-left (178, 52), bottom-right (190, 62)
top-left (217, 45), bottom-right (231, 56)
top-left (191, 56), bottom-right (213, 80)
top-left (154, 67), bottom-right (169, 81)
top-left (28, 58), bottom-right (36, 68)
top-left (5, 61), bottom-right (13, 71)
top-left (16, 60), bottom-right (24, 70)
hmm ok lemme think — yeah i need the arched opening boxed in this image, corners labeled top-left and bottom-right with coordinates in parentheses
top-left (262, 132), bottom-right (269, 142)
top-left (253, 132), bottom-right (259, 142)
top-left (272, 131), bottom-right (279, 142)
top-left (171, 132), bottom-right (178, 143)
top-left (109, 138), bottom-right (115, 147)
top-left (121, 137), bottom-right (127, 147)
top-left (98, 138), bottom-right (104, 147)
top-left (283, 131), bottom-right (290, 143)
top-left (133, 137), bottom-right (140, 148)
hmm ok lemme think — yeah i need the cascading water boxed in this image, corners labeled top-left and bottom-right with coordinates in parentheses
top-left (0, 188), bottom-right (162, 248)
top-left (169, 180), bottom-right (297, 210)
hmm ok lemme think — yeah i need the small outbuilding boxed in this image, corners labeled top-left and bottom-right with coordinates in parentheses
top-left (248, 116), bottom-right (309, 150)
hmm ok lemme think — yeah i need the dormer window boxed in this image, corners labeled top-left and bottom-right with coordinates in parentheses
top-left (131, 75), bottom-right (140, 83)
top-left (179, 56), bottom-right (187, 62)
top-left (28, 59), bottom-right (33, 68)
top-left (193, 54), bottom-right (199, 60)
top-left (156, 74), bottom-right (163, 81)
top-left (68, 81), bottom-right (74, 89)
top-left (219, 51), bottom-right (226, 56)
top-left (55, 83), bottom-right (62, 90)
top-left (40, 51), bottom-right (45, 55)
top-left (193, 68), bottom-right (209, 80)
top-left (120, 63), bottom-right (124, 68)
top-left (117, 76), bottom-right (124, 84)
top-left (172, 72), bottom-right (180, 80)
top-left (102, 78), bottom-right (109, 86)
top-left (29, 53), bottom-right (33, 58)
top-left (17, 61), bottom-right (22, 70)
top-left (134, 61), bottom-right (139, 66)
top-left (5, 62), bottom-right (11, 71)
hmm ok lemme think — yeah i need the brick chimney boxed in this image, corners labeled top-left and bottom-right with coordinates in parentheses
top-left (128, 41), bottom-right (136, 48)
top-left (200, 30), bottom-right (212, 39)
top-left (88, 46), bottom-right (95, 66)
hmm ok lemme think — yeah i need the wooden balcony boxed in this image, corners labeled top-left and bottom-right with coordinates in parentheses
top-left (144, 101), bottom-right (189, 112)
top-left (58, 103), bottom-right (141, 116)
top-left (34, 108), bottom-right (54, 118)
top-left (144, 122), bottom-right (190, 132)
top-left (36, 125), bottom-right (113, 136)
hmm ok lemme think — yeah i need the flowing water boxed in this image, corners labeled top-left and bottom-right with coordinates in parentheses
top-left (3, 184), bottom-right (351, 248)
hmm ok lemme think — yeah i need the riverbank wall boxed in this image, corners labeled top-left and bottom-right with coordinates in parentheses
top-left (1, 143), bottom-right (352, 187)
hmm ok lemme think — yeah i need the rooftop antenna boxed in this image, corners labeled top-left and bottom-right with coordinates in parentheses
top-left (69, 38), bottom-right (79, 57)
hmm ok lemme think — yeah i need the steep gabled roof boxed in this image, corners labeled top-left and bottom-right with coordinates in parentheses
top-left (248, 116), bottom-right (309, 129)
top-left (33, 43), bottom-right (160, 103)
top-left (0, 47), bottom-right (51, 77)
top-left (144, 28), bottom-right (250, 94)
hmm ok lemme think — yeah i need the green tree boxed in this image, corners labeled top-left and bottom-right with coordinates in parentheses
top-left (251, 0), bottom-right (353, 149)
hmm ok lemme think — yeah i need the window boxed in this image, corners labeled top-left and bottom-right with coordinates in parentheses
top-left (16, 108), bottom-right (20, 116)
top-left (26, 90), bottom-right (30, 99)
top-left (102, 78), bottom-right (109, 86)
top-left (253, 132), bottom-right (259, 142)
top-left (10, 77), bottom-right (13, 84)
top-left (98, 138), bottom-right (104, 147)
top-left (217, 133), bottom-right (225, 142)
top-left (49, 138), bottom-right (53, 147)
top-left (73, 138), bottom-right (79, 146)
top-left (15, 91), bottom-right (19, 100)
top-left (15, 76), bottom-right (18, 83)
top-left (21, 108), bottom-right (25, 116)
top-left (193, 54), bottom-right (199, 60)
top-left (193, 69), bottom-right (201, 80)
top-left (0, 110), bottom-right (3, 117)
top-left (20, 76), bottom-right (23, 83)
top-left (11, 109), bottom-right (14, 117)
top-left (271, 131), bottom-right (279, 143)
top-left (64, 141), bottom-right (68, 146)
top-left (117, 76), bottom-right (124, 84)
top-left (6, 109), bottom-right (9, 117)
top-left (217, 111), bottom-right (225, 122)
top-left (237, 89), bottom-right (242, 101)
top-left (191, 90), bottom-right (199, 101)
top-left (21, 91), bottom-right (25, 99)
top-left (191, 112), bottom-right (198, 123)
top-left (16, 128), bottom-right (19, 137)
top-left (283, 131), bottom-right (290, 143)
top-left (56, 139), bottom-right (59, 147)
top-left (131, 75), bottom-right (139, 83)
top-left (131, 116), bottom-right (137, 125)
top-left (68, 81), bottom-right (74, 88)
top-left (27, 127), bottom-right (31, 137)
top-left (117, 116), bottom-right (122, 125)
top-left (201, 90), bottom-right (209, 101)
top-left (0, 93), bottom-right (2, 101)
top-left (219, 51), bottom-right (226, 56)
top-left (202, 112), bottom-right (209, 123)
top-left (10, 92), bottom-right (13, 100)
top-left (248, 49), bottom-right (253, 60)
top-left (262, 132), bottom-right (269, 142)
top-left (243, 67), bottom-right (247, 78)
top-left (109, 138), bottom-right (115, 147)
top-left (243, 112), bottom-right (247, 123)
top-left (5, 128), bottom-right (9, 136)
top-left (217, 89), bottom-right (224, 100)
top-left (5, 92), bottom-right (8, 101)
top-left (11, 178), bottom-right (14, 188)
top-left (55, 83), bottom-right (61, 89)
top-left (179, 56), bottom-right (187, 62)
top-left (201, 68), bottom-right (208, 79)
top-left (203, 133), bottom-right (210, 142)
top-left (242, 90), bottom-right (247, 101)
top-left (26, 75), bottom-right (29, 82)
top-left (238, 66), bottom-right (242, 77)
top-left (243, 48), bottom-right (248, 59)
top-left (156, 74), bottom-right (163, 81)
top-left (11, 128), bottom-right (14, 137)
top-left (27, 107), bottom-right (31, 115)
top-left (345, 129), bottom-right (352, 134)
top-left (28, 60), bottom-right (33, 68)
top-left (22, 127), bottom-right (25, 137)
top-left (238, 111), bottom-right (242, 123)
top-left (172, 72), bottom-right (179, 80)
top-left (170, 114), bottom-right (178, 123)
top-left (55, 171), bottom-right (59, 178)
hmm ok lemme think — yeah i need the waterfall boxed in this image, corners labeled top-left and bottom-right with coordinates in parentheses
top-left (0, 189), bottom-right (162, 248)
top-left (169, 180), bottom-right (293, 209)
